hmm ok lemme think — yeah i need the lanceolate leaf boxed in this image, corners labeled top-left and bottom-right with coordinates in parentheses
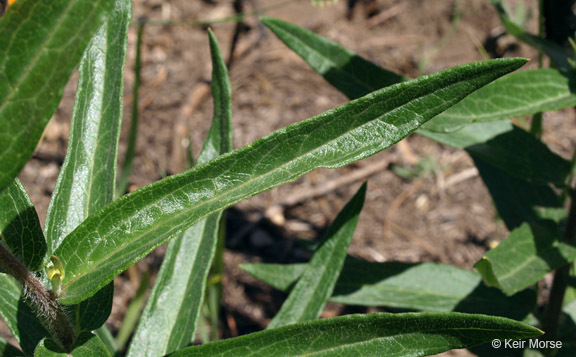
top-left (196, 30), bottom-right (233, 166)
top-left (0, 179), bottom-right (46, 271)
top-left (0, 273), bottom-right (49, 356)
top-left (170, 313), bottom-right (542, 356)
top-left (34, 332), bottom-right (110, 357)
top-left (262, 17), bottom-right (576, 134)
top-left (268, 184), bottom-right (366, 329)
top-left (41, 0), bottom-right (130, 334)
top-left (491, 0), bottom-right (571, 70)
top-left (259, 17), bottom-right (407, 100)
top-left (127, 30), bottom-right (233, 356)
top-left (475, 222), bottom-right (576, 296)
top-left (0, 0), bottom-right (115, 193)
top-left (44, 0), bottom-right (131, 255)
top-left (55, 58), bottom-right (526, 304)
top-left (423, 69), bottom-right (576, 132)
top-left (242, 258), bottom-right (536, 321)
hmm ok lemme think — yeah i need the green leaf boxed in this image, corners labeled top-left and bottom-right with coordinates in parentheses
top-left (0, 337), bottom-right (23, 357)
top-left (491, 0), bottom-right (571, 69)
top-left (72, 283), bottom-right (113, 333)
top-left (423, 69), bottom-right (576, 132)
top-left (34, 332), bottom-right (111, 356)
top-left (260, 17), bottom-right (407, 100)
top-left (127, 30), bottom-right (233, 356)
top-left (0, 0), bottom-right (115, 193)
top-left (0, 273), bottom-right (49, 356)
top-left (169, 312), bottom-right (542, 356)
top-left (41, 0), bottom-right (130, 334)
top-left (262, 17), bottom-right (576, 135)
top-left (472, 156), bottom-right (564, 230)
top-left (0, 179), bottom-right (46, 271)
top-left (127, 216), bottom-right (222, 356)
top-left (268, 183), bottom-right (366, 329)
top-left (197, 30), bottom-right (233, 165)
top-left (55, 58), bottom-right (527, 304)
top-left (242, 257), bottom-right (536, 320)
top-left (475, 222), bottom-right (576, 296)
top-left (44, 0), bottom-right (131, 255)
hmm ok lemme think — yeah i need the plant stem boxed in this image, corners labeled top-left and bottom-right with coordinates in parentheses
top-left (542, 188), bottom-right (576, 339)
top-left (116, 20), bottom-right (144, 198)
top-left (0, 245), bottom-right (76, 350)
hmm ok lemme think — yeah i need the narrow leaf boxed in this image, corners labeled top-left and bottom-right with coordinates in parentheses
top-left (169, 312), bottom-right (542, 357)
top-left (41, 0), bottom-right (130, 334)
top-left (260, 17), bottom-right (407, 100)
top-left (242, 258), bottom-right (536, 320)
top-left (127, 30), bottom-right (233, 356)
top-left (34, 332), bottom-right (110, 357)
top-left (197, 29), bottom-right (233, 165)
top-left (0, 179), bottom-right (46, 271)
top-left (0, 273), bottom-right (49, 356)
top-left (491, 0), bottom-right (571, 69)
top-left (0, 0), bottom-right (115, 192)
top-left (475, 222), bottom-right (576, 296)
top-left (55, 58), bottom-right (527, 304)
top-left (472, 156), bottom-right (564, 230)
top-left (0, 337), bottom-right (23, 357)
top-left (127, 216), bottom-right (222, 356)
top-left (423, 69), bottom-right (576, 132)
top-left (268, 183), bottom-right (366, 329)
top-left (44, 0), bottom-right (131, 254)
top-left (262, 17), bottom-right (576, 135)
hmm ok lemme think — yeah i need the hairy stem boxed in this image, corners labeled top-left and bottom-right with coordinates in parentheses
top-left (542, 189), bottom-right (576, 339)
top-left (0, 244), bottom-right (76, 350)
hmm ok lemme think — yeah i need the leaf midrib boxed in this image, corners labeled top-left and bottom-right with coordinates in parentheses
top-left (61, 78), bottom-right (435, 289)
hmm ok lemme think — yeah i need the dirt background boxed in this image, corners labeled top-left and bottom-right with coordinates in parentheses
top-left (4, 0), bottom-right (576, 355)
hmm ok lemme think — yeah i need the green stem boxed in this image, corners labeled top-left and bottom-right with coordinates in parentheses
top-left (116, 20), bottom-right (144, 198)
top-left (529, 0), bottom-right (545, 139)
top-left (542, 188), bottom-right (576, 339)
top-left (0, 245), bottom-right (76, 350)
